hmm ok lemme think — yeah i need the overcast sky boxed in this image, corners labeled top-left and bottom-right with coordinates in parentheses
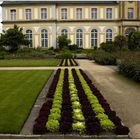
top-left (0, 2), bottom-right (2, 33)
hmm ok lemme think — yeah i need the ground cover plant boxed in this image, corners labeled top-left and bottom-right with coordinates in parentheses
top-left (59, 59), bottom-right (78, 66)
top-left (33, 68), bottom-right (129, 136)
top-left (0, 59), bottom-right (60, 67)
top-left (0, 70), bottom-right (52, 133)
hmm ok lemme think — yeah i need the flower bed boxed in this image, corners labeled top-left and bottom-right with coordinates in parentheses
top-left (59, 59), bottom-right (78, 66)
top-left (33, 68), bottom-right (129, 136)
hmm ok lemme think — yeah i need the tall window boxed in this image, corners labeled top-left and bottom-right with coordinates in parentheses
top-left (41, 29), bottom-right (48, 48)
top-left (10, 9), bottom-right (16, 21)
top-left (61, 8), bottom-right (67, 20)
top-left (26, 30), bottom-right (32, 48)
top-left (91, 29), bottom-right (98, 48)
top-left (61, 29), bottom-right (68, 38)
top-left (25, 9), bottom-right (32, 20)
top-left (106, 8), bottom-right (112, 19)
top-left (76, 8), bottom-right (82, 20)
top-left (128, 8), bottom-right (133, 19)
top-left (41, 8), bottom-right (47, 19)
top-left (106, 29), bottom-right (112, 42)
top-left (91, 8), bottom-right (97, 19)
top-left (76, 29), bottom-right (83, 48)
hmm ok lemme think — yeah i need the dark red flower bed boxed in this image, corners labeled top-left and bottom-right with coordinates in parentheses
top-left (59, 59), bottom-right (78, 66)
top-left (33, 68), bottom-right (129, 136)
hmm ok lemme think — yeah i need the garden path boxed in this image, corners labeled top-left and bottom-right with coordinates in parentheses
top-left (77, 59), bottom-right (140, 138)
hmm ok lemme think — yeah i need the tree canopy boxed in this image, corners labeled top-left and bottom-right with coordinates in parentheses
top-left (0, 25), bottom-right (29, 53)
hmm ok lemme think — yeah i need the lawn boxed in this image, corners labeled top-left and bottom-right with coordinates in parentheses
top-left (0, 70), bottom-right (52, 134)
top-left (0, 59), bottom-right (60, 67)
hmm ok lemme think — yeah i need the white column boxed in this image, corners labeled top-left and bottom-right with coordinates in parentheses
top-left (85, 8), bottom-right (89, 19)
top-left (35, 35), bottom-right (39, 48)
top-left (100, 34), bottom-right (104, 44)
top-left (34, 8), bottom-right (38, 19)
top-left (115, 8), bottom-right (118, 19)
top-left (51, 4), bottom-right (56, 20)
top-left (85, 34), bottom-right (89, 48)
top-left (5, 9), bottom-right (8, 20)
top-left (70, 34), bottom-right (74, 44)
top-left (70, 8), bottom-right (74, 19)
top-left (19, 9), bottom-right (23, 20)
top-left (100, 8), bottom-right (104, 19)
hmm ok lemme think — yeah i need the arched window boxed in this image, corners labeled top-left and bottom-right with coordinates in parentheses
top-left (26, 30), bottom-right (32, 48)
top-left (106, 29), bottom-right (112, 42)
top-left (91, 29), bottom-right (98, 48)
top-left (76, 29), bottom-right (83, 48)
top-left (41, 29), bottom-right (48, 48)
top-left (61, 29), bottom-right (68, 38)
top-left (125, 28), bottom-right (135, 36)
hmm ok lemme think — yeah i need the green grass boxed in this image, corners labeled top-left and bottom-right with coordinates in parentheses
top-left (0, 59), bottom-right (60, 67)
top-left (0, 70), bottom-right (53, 134)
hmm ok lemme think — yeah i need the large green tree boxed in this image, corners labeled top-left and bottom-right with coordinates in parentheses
top-left (128, 30), bottom-right (140, 51)
top-left (57, 35), bottom-right (71, 49)
top-left (0, 25), bottom-right (29, 53)
top-left (114, 35), bottom-right (127, 50)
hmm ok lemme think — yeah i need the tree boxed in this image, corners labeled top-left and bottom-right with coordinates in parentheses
top-left (0, 25), bottom-right (29, 53)
top-left (57, 35), bottom-right (71, 49)
top-left (114, 35), bottom-right (127, 50)
top-left (128, 31), bottom-right (140, 51)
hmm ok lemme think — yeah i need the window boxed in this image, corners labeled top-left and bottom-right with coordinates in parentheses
top-left (125, 28), bottom-right (135, 36)
top-left (41, 29), bottom-right (48, 48)
top-left (41, 8), bottom-right (47, 19)
top-left (25, 9), bottom-right (32, 20)
top-left (61, 29), bottom-right (68, 38)
top-left (106, 8), bottom-right (112, 19)
top-left (10, 9), bottom-right (16, 21)
top-left (128, 8), bottom-right (133, 19)
top-left (106, 29), bottom-right (112, 42)
top-left (91, 8), bottom-right (97, 19)
top-left (26, 30), bottom-right (33, 48)
top-left (76, 8), bottom-right (82, 20)
top-left (61, 8), bottom-right (67, 20)
top-left (91, 29), bottom-right (98, 48)
top-left (76, 29), bottom-right (83, 48)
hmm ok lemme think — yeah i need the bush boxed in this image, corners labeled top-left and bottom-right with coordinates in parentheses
top-left (100, 42), bottom-right (118, 53)
top-left (94, 50), bottom-right (117, 65)
top-left (56, 50), bottom-right (73, 59)
top-left (118, 52), bottom-right (140, 82)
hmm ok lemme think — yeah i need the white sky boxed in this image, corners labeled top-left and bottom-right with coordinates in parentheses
top-left (0, 2), bottom-right (2, 33)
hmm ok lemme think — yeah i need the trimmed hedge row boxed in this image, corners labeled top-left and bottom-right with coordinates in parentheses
top-left (93, 51), bottom-right (117, 65)
top-left (118, 53), bottom-right (140, 82)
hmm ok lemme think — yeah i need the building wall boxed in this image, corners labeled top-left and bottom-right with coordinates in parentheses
top-left (2, 1), bottom-right (140, 49)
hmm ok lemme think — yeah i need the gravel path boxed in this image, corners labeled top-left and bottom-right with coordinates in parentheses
top-left (77, 59), bottom-right (140, 138)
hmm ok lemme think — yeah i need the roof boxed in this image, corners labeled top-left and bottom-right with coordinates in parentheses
top-left (1, 1), bottom-right (118, 6)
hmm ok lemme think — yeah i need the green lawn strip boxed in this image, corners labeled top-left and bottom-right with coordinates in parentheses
top-left (0, 59), bottom-right (60, 67)
top-left (0, 70), bottom-right (52, 134)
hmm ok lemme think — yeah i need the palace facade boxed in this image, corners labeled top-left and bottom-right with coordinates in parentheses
top-left (1, 1), bottom-right (140, 48)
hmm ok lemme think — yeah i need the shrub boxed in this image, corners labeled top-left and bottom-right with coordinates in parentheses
top-left (100, 41), bottom-right (118, 53)
top-left (94, 50), bottom-right (117, 65)
top-left (118, 52), bottom-right (140, 82)
top-left (46, 119), bottom-right (59, 132)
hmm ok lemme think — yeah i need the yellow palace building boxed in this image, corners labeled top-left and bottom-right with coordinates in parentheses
top-left (1, 1), bottom-right (140, 48)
